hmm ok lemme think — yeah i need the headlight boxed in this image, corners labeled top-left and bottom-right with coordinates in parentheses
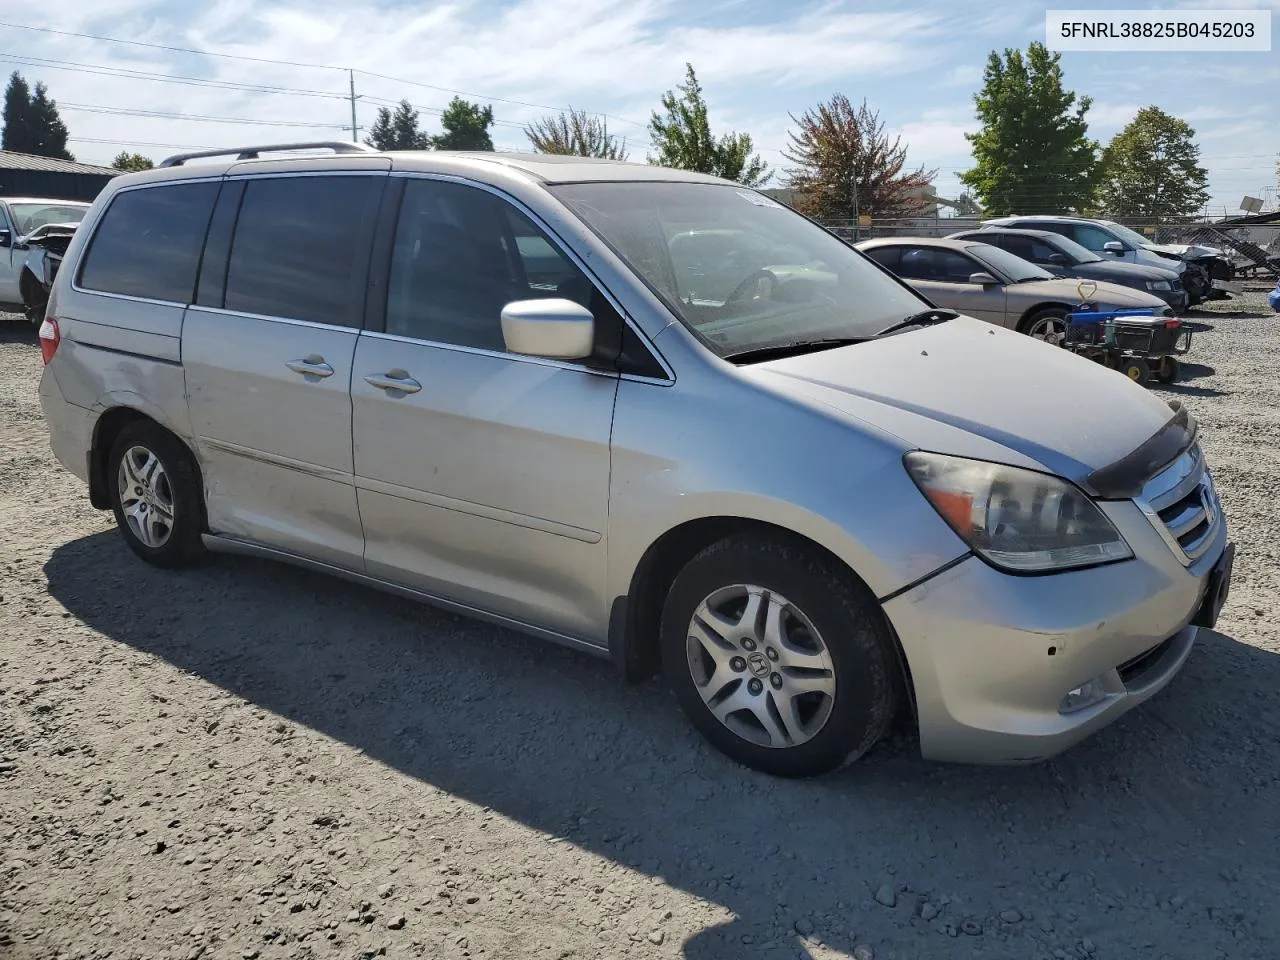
top-left (904, 452), bottom-right (1133, 573)
top-left (1146, 280), bottom-right (1171, 291)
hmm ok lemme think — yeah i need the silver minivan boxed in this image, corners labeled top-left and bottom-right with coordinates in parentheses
top-left (38, 143), bottom-right (1234, 777)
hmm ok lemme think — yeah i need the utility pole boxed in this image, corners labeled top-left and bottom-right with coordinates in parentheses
top-left (348, 69), bottom-right (359, 143)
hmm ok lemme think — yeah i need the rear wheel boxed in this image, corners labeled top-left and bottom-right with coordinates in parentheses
top-left (107, 421), bottom-right (207, 568)
top-left (660, 534), bottom-right (899, 778)
top-left (1156, 356), bottom-right (1181, 383)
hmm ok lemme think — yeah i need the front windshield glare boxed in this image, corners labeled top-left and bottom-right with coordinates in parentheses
top-left (549, 182), bottom-right (927, 356)
top-left (10, 203), bottom-right (88, 235)
top-left (1048, 234), bottom-right (1102, 264)
top-left (1102, 221), bottom-right (1152, 248)
top-left (967, 243), bottom-right (1053, 282)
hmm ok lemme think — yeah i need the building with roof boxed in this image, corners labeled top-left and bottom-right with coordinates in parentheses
top-left (0, 151), bottom-right (118, 202)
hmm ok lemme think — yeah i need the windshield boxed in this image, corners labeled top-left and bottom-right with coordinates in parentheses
top-left (966, 243), bottom-right (1053, 282)
top-left (548, 182), bottom-right (928, 356)
top-left (8, 202), bottom-right (88, 235)
top-left (1101, 221), bottom-right (1153, 248)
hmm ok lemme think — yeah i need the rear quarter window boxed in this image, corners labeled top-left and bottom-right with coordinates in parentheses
top-left (77, 182), bottom-right (219, 303)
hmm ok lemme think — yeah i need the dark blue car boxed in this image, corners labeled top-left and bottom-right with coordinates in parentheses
top-left (949, 227), bottom-right (1189, 313)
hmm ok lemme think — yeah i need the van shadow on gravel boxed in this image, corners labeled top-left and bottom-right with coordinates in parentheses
top-left (45, 531), bottom-right (1280, 959)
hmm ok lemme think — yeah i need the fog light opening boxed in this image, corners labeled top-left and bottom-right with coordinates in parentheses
top-left (1059, 676), bottom-right (1108, 714)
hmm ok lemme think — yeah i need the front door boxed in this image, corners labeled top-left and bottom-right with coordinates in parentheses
top-left (0, 204), bottom-right (20, 304)
top-left (351, 177), bottom-right (618, 643)
top-left (183, 173), bottom-right (387, 568)
top-left (896, 246), bottom-right (1010, 327)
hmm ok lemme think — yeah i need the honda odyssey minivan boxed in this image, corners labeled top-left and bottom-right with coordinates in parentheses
top-left (38, 143), bottom-right (1234, 777)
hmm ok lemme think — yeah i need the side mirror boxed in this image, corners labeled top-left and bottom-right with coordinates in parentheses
top-left (500, 298), bottom-right (595, 360)
top-left (0, 229), bottom-right (10, 248)
top-left (1046, 253), bottom-right (1067, 266)
top-left (968, 271), bottom-right (999, 286)
top-left (1103, 241), bottom-right (1125, 254)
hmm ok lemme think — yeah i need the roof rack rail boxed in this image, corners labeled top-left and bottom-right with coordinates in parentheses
top-left (158, 141), bottom-right (377, 168)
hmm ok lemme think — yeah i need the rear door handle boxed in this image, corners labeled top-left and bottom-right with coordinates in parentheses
top-left (286, 356), bottom-right (334, 378)
top-left (364, 371), bottom-right (422, 394)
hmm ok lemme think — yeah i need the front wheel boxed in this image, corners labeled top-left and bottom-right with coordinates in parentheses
top-left (660, 534), bottom-right (899, 778)
top-left (1021, 308), bottom-right (1068, 345)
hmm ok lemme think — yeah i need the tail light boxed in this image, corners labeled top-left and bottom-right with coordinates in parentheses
top-left (1164, 318), bottom-right (1181, 329)
top-left (39, 317), bottom-right (60, 365)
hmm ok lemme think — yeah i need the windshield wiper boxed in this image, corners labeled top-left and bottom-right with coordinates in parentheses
top-left (874, 308), bottom-right (959, 337)
top-left (724, 337), bottom-right (868, 364)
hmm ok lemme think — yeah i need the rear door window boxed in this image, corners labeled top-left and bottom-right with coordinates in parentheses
top-left (77, 182), bottom-right (219, 303)
top-left (224, 175), bottom-right (384, 327)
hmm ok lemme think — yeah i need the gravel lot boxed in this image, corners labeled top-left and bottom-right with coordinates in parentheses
top-left (2, 296), bottom-right (1278, 960)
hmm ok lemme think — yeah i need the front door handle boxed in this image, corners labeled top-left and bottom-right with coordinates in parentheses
top-left (286, 356), bottom-right (334, 378)
top-left (364, 371), bottom-right (422, 394)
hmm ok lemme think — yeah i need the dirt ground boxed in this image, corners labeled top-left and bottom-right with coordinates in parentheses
top-left (2, 296), bottom-right (1278, 960)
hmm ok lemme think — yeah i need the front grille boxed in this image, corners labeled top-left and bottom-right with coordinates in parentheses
top-left (1137, 444), bottom-right (1222, 565)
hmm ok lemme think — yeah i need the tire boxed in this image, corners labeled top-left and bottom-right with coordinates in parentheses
top-left (659, 534), bottom-right (899, 778)
top-left (107, 420), bottom-right (207, 568)
top-left (1156, 356), bottom-right (1180, 384)
top-left (1121, 357), bottom-right (1150, 383)
top-left (1020, 308), bottom-right (1068, 344)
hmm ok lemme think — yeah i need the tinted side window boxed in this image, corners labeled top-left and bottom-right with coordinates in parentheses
top-left (224, 175), bottom-right (383, 327)
top-left (862, 246), bottom-right (900, 272)
top-left (78, 182), bottom-right (218, 303)
top-left (896, 247), bottom-right (979, 283)
top-left (386, 179), bottom-right (597, 352)
top-left (1001, 233), bottom-right (1051, 262)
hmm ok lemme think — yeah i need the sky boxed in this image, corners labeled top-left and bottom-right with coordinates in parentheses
top-left (1, 0), bottom-right (1277, 216)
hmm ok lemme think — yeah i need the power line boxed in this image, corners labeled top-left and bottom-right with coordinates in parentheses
top-left (60, 102), bottom-right (347, 129)
top-left (69, 136), bottom-right (213, 150)
top-left (0, 20), bottom-right (346, 71)
top-left (0, 20), bottom-right (645, 127)
top-left (0, 53), bottom-right (348, 99)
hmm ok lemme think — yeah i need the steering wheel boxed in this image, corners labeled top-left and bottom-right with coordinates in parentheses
top-left (725, 269), bottom-right (780, 305)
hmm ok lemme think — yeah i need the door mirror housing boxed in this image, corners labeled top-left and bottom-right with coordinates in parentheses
top-left (1103, 241), bottom-right (1125, 254)
top-left (501, 298), bottom-right (595, 360)
top-left (1046, 253), bottom-right (1067, 266)
top-left (968, 271), bottom-right (999, 286)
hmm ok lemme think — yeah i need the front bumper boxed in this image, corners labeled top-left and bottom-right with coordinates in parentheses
top-left (883, 497), bottom-right (1228, 764)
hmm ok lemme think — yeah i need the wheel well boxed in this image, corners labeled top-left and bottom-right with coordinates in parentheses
top-left (1016, 302), bottom-right (1072, 333)
top-left (19, 266), bottom-right (41, 305)
top-left (88, 409), bottom-right (205, 519)
top-left (612, 517), bottom-right (916, 719)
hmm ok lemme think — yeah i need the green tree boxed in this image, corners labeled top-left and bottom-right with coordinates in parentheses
top-left (432, 97), bottom-right (494, 151)
top-left (2, 72), bottom-right (73, 159)
top-left (648, 63), bottom-right (770, 186)
top-left (960, 42), bottom-right (1098, 215)
top-left (365, 99), bottom-right (430, 150)
top-left (1098, 107), bottom-right (1209, 222)
top-left (783, 95), bottom-right (935, 220)
top-left (111, 151), bottom-right (153, 172)
top-left (525, 107), bottom-right (627, 159)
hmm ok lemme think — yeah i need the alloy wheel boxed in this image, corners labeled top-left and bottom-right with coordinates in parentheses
top-left (117, 445), bottom-right (176, 549)
top-left (684, 584), bottom-right (836, 749)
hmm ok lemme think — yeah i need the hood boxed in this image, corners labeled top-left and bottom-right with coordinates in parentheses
top-left (1144, 241), bottom-right (1226, 260)
top-left (1069, 260), bottom-right (1180, 284)
top-left (22, 221), bottom-right (81, 246)
top-left (1008, 276), bottom-right (1170, 311)
top-left (746, 315), bottom-right (1177, 486)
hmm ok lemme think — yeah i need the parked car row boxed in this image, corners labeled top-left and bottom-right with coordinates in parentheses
top-left (854, 236), bottom-right (1174, 343)
top-left (979, 215), bottom-right (1237, 305)
top-left (36, 144), bottom-right (1233, 779)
